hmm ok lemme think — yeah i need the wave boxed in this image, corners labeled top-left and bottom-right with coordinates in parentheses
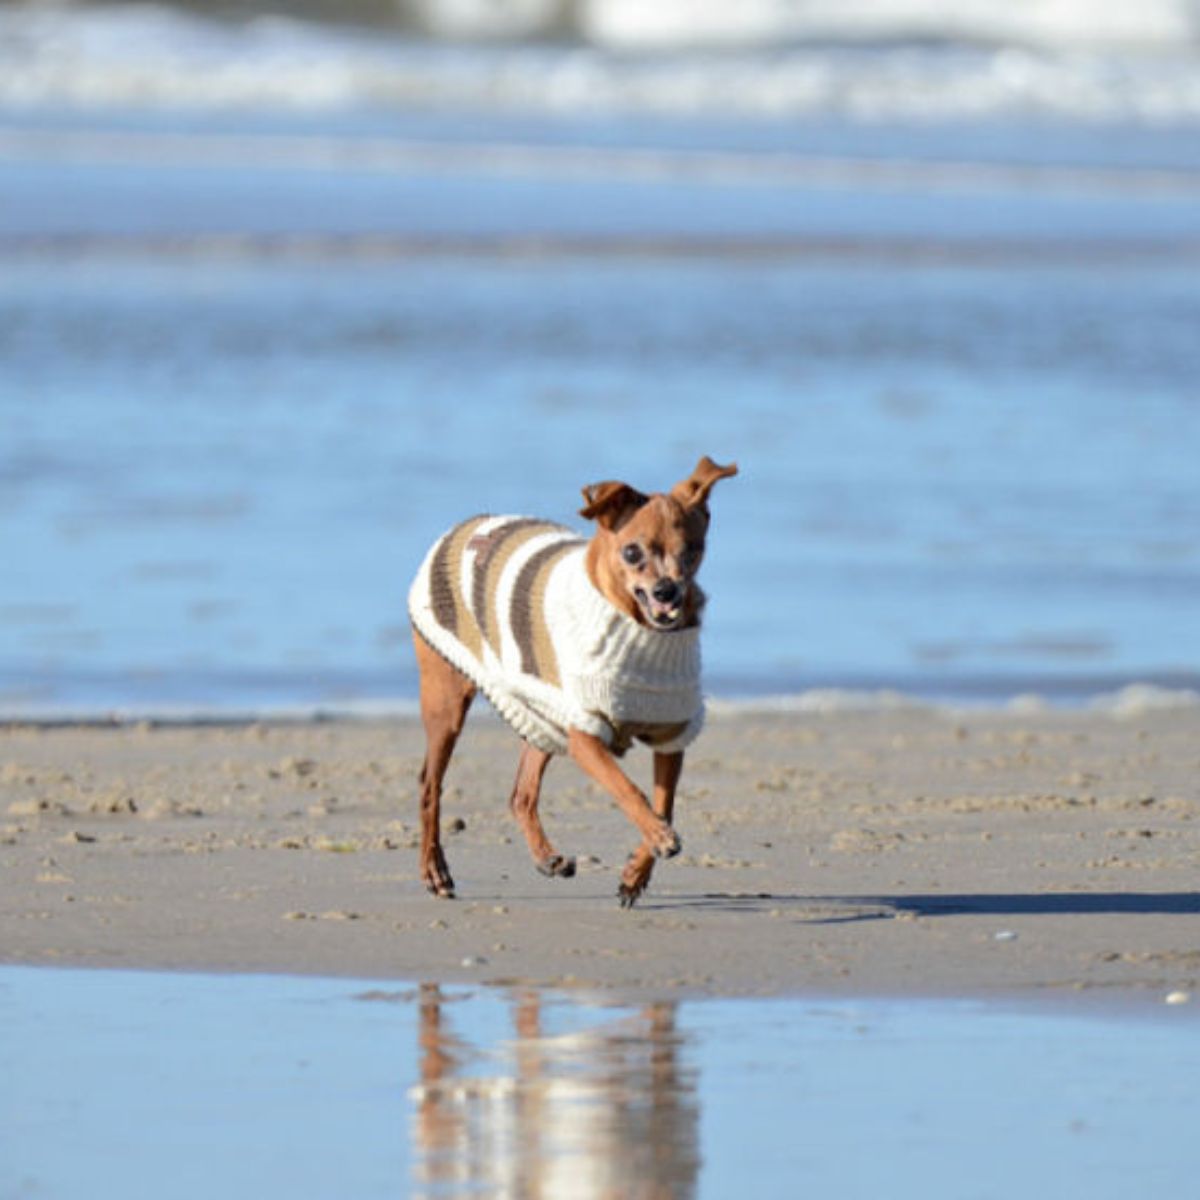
top-left (709, 683), bottom-right (1200, 718)
top-left (571, 0), bottom-right (1200, 51)
top-left (4, 667), bottom-right (1197, 725)
top-left (3, 3), bottom-right (1200, 123)
top-left (7, 686), bottom-right (1197, 725)
top-left (39, 0), bottom-right (1200, 51)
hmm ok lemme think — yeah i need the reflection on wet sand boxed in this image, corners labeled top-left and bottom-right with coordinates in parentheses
top-left (411, 984), bottom-right (699, 1199)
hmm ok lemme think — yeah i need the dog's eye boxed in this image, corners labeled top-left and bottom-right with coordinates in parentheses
top-left (681, 544), bottom-right (703, 570)
top-left (621, 544), bottom-right (644, 566)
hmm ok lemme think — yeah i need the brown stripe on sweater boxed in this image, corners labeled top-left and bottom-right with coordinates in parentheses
top-left (428, 515), bottom-right (489, 656)
top-left (510, 539), bottom-right (578, 687)
top-left (468, 518), bottom-right (552, 656)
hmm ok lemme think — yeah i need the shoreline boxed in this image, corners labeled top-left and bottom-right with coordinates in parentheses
top-left (3, 708), bottom-right (1198, 1008)
top-left (2, 676), bottom-right (1197, 728)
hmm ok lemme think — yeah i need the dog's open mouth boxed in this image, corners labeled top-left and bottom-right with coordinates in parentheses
top-left (634, 587), bottom-right (684, 630)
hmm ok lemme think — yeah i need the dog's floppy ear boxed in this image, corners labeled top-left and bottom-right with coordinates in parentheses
top-left (671, 456), bottom-right (739, 511)
top-left (579, 480), bottom-right (648, 531)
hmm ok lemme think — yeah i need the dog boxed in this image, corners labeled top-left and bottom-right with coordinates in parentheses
top-left (408, 455), bottom-right (737, 906)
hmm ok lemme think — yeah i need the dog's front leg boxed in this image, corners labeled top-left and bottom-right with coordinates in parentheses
top-left (618, 750), bottom-right (683, 908)
top-left (567, 730), bottom-right (682, 861)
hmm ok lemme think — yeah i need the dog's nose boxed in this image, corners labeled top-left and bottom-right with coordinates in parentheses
top-left (652, 578), bottom-right (680, 605)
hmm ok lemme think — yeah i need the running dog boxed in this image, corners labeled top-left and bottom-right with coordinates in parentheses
top-left (408, 455), bottom-right (737, 906)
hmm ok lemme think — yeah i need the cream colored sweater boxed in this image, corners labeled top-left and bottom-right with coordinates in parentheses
top-left (408, 515), bottom-right (704, 756)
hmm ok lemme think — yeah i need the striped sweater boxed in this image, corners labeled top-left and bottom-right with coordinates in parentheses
top-left (409, 515), bottom-right (704, 757)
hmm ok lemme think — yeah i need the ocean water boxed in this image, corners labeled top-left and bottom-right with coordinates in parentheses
top-left (3, 967), bottom-right (1198, 1200)
top-left (2, 2), bottom-right (1200, 715)
top-left (6, 1), bottom-right (1200, 122)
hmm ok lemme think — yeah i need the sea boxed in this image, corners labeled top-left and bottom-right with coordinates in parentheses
top-left (3, 0), bottom-right (1200, 717)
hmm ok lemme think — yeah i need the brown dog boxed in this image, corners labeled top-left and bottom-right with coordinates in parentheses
top-left (408, 455), bottom-right (737, 906)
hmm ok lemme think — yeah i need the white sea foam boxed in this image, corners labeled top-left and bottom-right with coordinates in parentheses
top-left (10, 685), bottom-right (1199, 725)
top-left (0, 696), bottom-right (423, 726)
top-left (707, 690), bottom-right (932, 716)
top-left (2, 3), bottom-right (1200, 123)
top-left (708, 682), bottom-right (1200, 720)
top-left (1088, 683), bottom-right (1200, 718)
top-left (579, 0), bottom-right (1200, 50)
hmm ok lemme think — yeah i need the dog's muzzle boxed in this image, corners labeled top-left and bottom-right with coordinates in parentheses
top-left (635, 578), bottom-right (685, 628)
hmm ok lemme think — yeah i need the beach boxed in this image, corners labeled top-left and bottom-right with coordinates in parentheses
top-left (4, 703), bottom-right (1197, 1003)
top-left (7, 8), bottom-right (1200, 1193)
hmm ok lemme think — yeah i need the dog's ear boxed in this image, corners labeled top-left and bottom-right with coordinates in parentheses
top-left (579, 480), bottom-right (648, 531)
top-left (671, 456), bottom-right (738, 511)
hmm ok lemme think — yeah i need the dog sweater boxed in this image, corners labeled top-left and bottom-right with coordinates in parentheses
top-left (408, 515), bottom-right (704, 757)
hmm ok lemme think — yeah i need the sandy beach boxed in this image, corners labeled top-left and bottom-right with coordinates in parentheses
top-left (2, 705), bottom-right (1197, 1003)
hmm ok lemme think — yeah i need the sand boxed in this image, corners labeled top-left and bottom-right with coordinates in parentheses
top-left (2, 705), bottom-right (1198, 1003)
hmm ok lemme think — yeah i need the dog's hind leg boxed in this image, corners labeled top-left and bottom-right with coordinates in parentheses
top-left (414, 631), bottom-right (476, 898)
top-left (509, 743), bottom-right (576, 879)
top-left (618, 750), bottom-right (684, 908)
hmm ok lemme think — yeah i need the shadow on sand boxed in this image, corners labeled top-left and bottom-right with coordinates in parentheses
top-left (647, 891), bottom-right (1200, 921)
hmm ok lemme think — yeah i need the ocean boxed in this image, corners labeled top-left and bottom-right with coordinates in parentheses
top-left (3, 0), bottom-right (1200, 716)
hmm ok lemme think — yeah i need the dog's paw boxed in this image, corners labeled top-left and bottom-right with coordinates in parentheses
top-left (617, 881), bottom-right (644, 909)
top-left (650, 824), bottom-right (682, 860)
top-left (423, 850), bottom-right (456, 899)
top-left (536, 854), bottom-right (577, 879)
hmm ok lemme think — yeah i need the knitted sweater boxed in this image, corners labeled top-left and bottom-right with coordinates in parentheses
top-left (408, 515), bottom-right (704, 757)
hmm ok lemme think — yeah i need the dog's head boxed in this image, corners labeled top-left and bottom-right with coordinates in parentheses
top-left (580, 456), bottom-right (738, 630)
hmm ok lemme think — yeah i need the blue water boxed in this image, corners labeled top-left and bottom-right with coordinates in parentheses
top-left (3, 15), bottom-right (1200, 715)
top-left (5, 240), bottom-right (1199, 711)
top-left (2, 967), bottom-right (1197, 1200)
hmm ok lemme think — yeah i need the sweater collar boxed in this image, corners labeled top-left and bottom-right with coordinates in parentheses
top-left (566, 550), bottom-right (701, 674)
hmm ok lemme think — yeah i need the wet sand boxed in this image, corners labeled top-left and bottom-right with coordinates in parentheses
top-left (2, 707), bottom-right (1198, 1002)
